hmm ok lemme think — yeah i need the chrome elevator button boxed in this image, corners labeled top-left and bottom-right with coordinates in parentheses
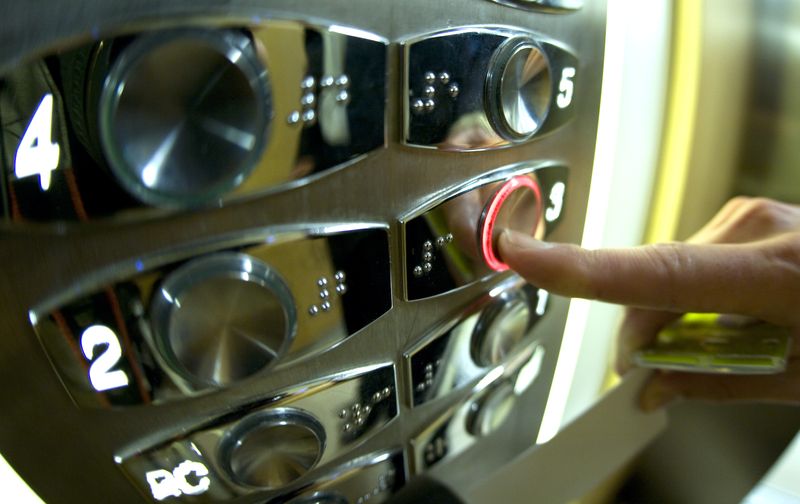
top-left (467, 381), bottom-right (516, 437)
top-left (478, 174), bottom-right (543, 271)
top-left (221, 408), bottom-right (325, 489)
top-left (99, 28), bottom-right (272, 207)
top-left (487, 38), bottom-right (552, 141)
top-left (150, 253), bottom-right (295, 387)
top-left (471, 292), bottom-right (533, 367)
top-left (402, 163), bottom-right (567, 300)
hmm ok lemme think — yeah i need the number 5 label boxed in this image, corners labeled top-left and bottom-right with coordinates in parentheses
top-left (556, 67), bottom-right (576, 109)
top-left (14, 93), bottom-right (61, 190)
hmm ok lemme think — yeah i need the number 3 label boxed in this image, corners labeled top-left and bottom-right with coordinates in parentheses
top-left (81, 325), bottom-right (129, 392)
top-left (14, 93), bottom-right (61, 190)
top-left (556, 67), bottom-right (576, 109)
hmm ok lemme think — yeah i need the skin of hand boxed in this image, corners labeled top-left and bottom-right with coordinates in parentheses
top-left (497, 196), bottom-right (800, 411)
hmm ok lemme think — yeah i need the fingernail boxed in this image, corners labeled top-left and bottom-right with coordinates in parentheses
top-left (640, 376), bottom-right (679, 412)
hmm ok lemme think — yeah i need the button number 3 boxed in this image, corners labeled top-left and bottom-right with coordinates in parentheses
top-left (545, 182), bottom-right (566, 223)
top-left (14, 93), bottom-right (60, 190)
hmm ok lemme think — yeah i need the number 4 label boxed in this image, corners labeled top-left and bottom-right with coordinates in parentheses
top-left (14, 93), bottom-right (61, 190)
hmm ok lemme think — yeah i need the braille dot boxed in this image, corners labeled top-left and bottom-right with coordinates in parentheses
top-left (416, 383), bottom-right (425, 392)
top-left (344, 423), bottom-right (352, 432)
top-left (336, 284), bottom-right (347, 295)
top-left (336, 90), bottom-right (350, 104)
top-left (335, 271), bottom-right (346, 281)
top-left (423, 85), bottom-right (436, 98)
top-left (318, 277), bottom-right (328, 287)
top-left (363, 405), bottom-right (372, 414)
top-left (301, 75), bottom-right (316, 90)
top-left (320, 289), bottom-right (330, 299)
top-left (423, 262), bottom-right (432, 273)
top-left (308, 305), bottom-right (319, 315)
top-left (423, 98), bottom-right (435, 112)
top-left (424, 363), bottom-right (433, 372)
top-left (439, 71), bottom-right (450, 84)
top-left (321, 301), bottom-right (332, 311)
top-left (423, 241), bottom-right (433, 251)
top-left (411, 99), bottom-right (425, 115)
top-left (321, 75), bottom-right (335, 88)
top-left (301, 92), bottom-right (316, 107)
top-left (424, 71), bottom-right (436, 84)
top-left (413, 265), bottom-right (423, 277)
top-left (436, 237), bottom-right (446, 248)
top-left (339, 409), bottom-right (348, 418)
top-left (302, 109), bottom-right (317, 126)
top-left (287, 111), bottom-right (301, 125)
top-left (446, 233), bottom-right (454, 243)
top-left (335, 74), bottom-right (350, 88)
top-left (422, 251), bottom-right (433, 262)
top-left (448, 82), bottom-right (460, 99)
top-left (383, 387), bottom-right (391, 397)
top-left (373, 391), bottom-right (383, 402)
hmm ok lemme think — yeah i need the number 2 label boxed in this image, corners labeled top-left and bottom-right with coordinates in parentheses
top-left (80, 325), bottom-right (129, 392)
top-left (14, 93), bottom-right (61, 190)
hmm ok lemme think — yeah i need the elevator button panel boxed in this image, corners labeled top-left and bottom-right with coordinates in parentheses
top-left (117, 364), bottom-right (398, 502)
top-left (401, 162), bottom-right (568, 300)
top-left (0, 20), bottom-right (387, 221)
top-left (30, 224), bottom-right (391, 408)
top-left (409, 343), bottom-right (546, 472)
top-left (404, 280), bottom-right (549, 407)
top-left (402, 27), bottom-right (578, 150)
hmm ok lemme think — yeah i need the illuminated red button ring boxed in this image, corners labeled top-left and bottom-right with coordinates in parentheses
top-left (478, 175), bottom-right (542, 271)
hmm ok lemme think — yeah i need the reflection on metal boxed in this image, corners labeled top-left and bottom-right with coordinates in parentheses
top-left (222, 408), bottom-right (324, 488)
top-left (149, 253), bottom-right (296, 388)
top-left (117, 364), bottom-right (398, 502)
top-left (0, 19), bottom-right (387, 220)
top-left (402, 26), bottom-right (577, 151)
top-left (486, 0), bottom-right (583, 11)
top-left (286, 450), bottom-right (404, 504)
top-left (409, 342), bottom-right (543, 471)
top-left (401, 162), bottom-right (568, 300)
top-left (99, 29), bottom-right (272, 207)
top-left (31, 224), bottom-right (392, 407)
top-left (404, 279), bottom-right (546, 407)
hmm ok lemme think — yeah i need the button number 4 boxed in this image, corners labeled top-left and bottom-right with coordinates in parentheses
top-left (14, 93), bottom-right (60, 190)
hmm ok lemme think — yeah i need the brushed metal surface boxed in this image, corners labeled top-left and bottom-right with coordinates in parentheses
top-left (0, 1), bottom-right (607, 502)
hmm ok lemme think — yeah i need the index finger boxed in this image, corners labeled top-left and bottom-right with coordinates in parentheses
top-left (497, 230), bottom-right (800, 326)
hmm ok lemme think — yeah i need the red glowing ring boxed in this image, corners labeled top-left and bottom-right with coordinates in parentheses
top-left (480, 175), bottom-right (542, 272)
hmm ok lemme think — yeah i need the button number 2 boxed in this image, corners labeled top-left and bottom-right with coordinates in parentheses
top-left (81, 325), bottom-right (129, 392)
top-left (14, 93), bottom-right (61, 190)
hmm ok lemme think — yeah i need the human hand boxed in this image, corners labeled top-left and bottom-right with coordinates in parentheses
top-left (497, 196), bottom-right (800, 411)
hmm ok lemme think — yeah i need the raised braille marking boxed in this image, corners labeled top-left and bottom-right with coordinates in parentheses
top-left (422, 251), bottom-right (433, 262)
top-left (423, 98), bottom-right (435, 113)
top-left (321, 75), bottom-right (335, 88)
top-left (287, 111), bottom-right (301, 125)
top-left (321, 301), bottom-right (332, 311)
top-left (436, 237), bottom-right (446, 248)
top-left (335, 271), bottom-right (346, 282)
top-left (422, 262), bottom-right (432, 273)
top-left (301, 92), bottom-right (315, 106)
top-left (448, 82), bottom-right (460, 99)
top-left (301, 75), bottom-right (316, 90)
top-left (335, 90), bottom-right (350, 104)
top-left (423, 241), bottom-right (433, 251)
top-left (412, 98), bottom-right (425, 115)
top-left (413, 265), bottom-right (423, 277)
top-left (335, 74), bottom-right (350, 88)
top-left (424, 71), bottom-right (436, 84)
top-left (317, 277), bottom-right (328, 287)
top-left (423, 85), bottom-right (436, 98)
top-left (308, 305), bottom-right (320, 316)
top-left (439, 71), bottom-right (450, 84)
top-left (336, 284), bottom-right (347, 295)
top-left (302, 109), bottom-right (317, 126)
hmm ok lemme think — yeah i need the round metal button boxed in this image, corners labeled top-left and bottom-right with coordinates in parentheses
top-left (150, 253), bottom-right (295, 387)
top-left (99, 28), bottom-right (272, 207)
top-left (471, 292), bottom-right (533, 367)
top-left (221, 409), bottom-right (324, 489)
top-left (478, 174), bottom-right (542, 272)
top-left (467, 382), bottom-right (516, 437)
top-left (487, 38), bottom-right (552, 141)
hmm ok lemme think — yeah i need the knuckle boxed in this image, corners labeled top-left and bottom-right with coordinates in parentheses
top-left (645, 243), bottom-right (689, 310)
top-left (739, 197), bottom-right (793, 230)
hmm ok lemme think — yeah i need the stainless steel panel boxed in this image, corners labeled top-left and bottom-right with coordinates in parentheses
top-left (31, 224), bottom-right (391, 408)
top-left (0, 1), bottom-right (607, 502)
top-left (118, 363), bottom-right (398, 502)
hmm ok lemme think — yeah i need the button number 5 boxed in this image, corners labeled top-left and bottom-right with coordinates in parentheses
top-left (556, 67), bottom-right (576, 109)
